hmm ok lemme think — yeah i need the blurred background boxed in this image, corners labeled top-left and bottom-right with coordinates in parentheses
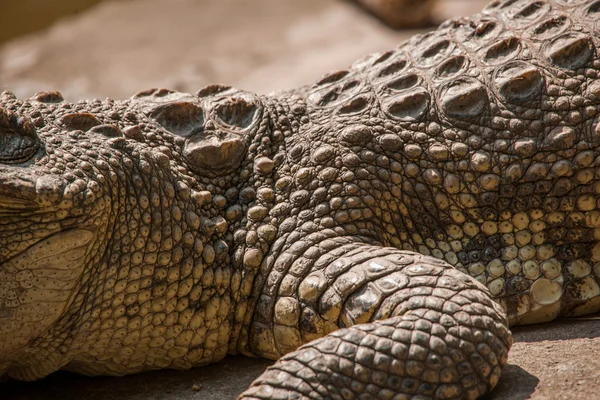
top-left (0, 0), bottom-right (488, 100)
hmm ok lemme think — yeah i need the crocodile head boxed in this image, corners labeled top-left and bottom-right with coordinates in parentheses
top-left (0, 88), bottom-right (269, 376)
top-left (0, 101), bottom-right (112, 359)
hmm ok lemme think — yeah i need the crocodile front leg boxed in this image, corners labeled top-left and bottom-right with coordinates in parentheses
top-left (240, 239), bottom-right (511, 399)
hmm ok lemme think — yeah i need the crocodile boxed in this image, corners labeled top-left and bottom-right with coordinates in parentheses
top-left (1, 0), bottom-right (599, 398)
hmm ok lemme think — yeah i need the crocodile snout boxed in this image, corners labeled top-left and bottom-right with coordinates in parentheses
top-left (0, 107), bottom-right (40, 165)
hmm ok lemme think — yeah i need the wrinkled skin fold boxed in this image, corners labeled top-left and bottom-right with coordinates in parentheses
top-left (0, 0), bottom-right (599, 399)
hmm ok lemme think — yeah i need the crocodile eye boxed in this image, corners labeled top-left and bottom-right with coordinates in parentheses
top-left (0, 108), bottom-right (40, 164)
top-left (150, 102), bottom-right (205, 137)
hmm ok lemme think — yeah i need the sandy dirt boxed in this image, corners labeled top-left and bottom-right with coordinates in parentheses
top-left (5, 318), bottom-right (599, 400)
top-left (1, 0), bottom-right (599, 399)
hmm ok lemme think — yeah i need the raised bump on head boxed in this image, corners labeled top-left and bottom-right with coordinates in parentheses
top-left (59, 113), bottom-right (102, 132)
top-left (31, 91), bottom-right (65, 104)
top-left (184, 135), bottom-right (247, 173)
top-left (88, 124), bottom-right (124, 138)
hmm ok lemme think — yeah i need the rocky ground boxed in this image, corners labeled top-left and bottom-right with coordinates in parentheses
top-left (1, 0), bottom-right (599, 399)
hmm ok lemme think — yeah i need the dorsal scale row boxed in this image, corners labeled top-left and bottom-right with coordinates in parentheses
top-left (303, 0), bottom-right (599, 147)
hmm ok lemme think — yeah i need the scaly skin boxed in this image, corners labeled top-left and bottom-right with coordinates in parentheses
top-left (0, 0), bottom-right (599, 398)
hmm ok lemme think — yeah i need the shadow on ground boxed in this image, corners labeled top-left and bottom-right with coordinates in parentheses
top-left (515, 316), bottom-right (600, 342)
top-left (5, 318), bottom-right (599, 400)
top-left (484, 364), bottom-right (539, 400)
top-left (4, 357), bottom-right (272, 400)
